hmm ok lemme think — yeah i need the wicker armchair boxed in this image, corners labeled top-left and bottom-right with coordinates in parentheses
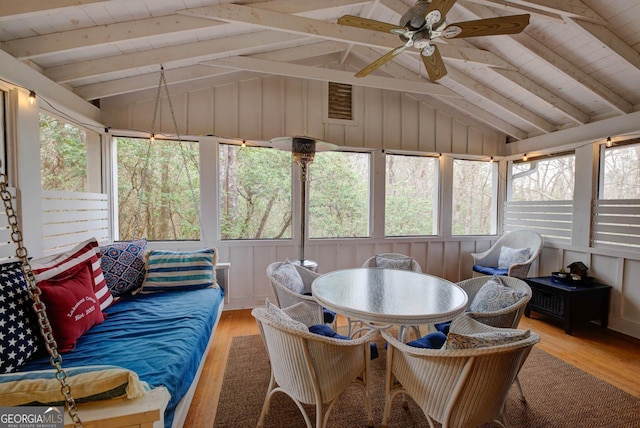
top-left (381, 315), bottom-right (540, 428)
top-left (455, 275), bottom-right (533, 401)
top-left (267, 261), bottom-right (332, 326)
top-left (471, 230), bottom-right (543, 278)
top-left (252, 302), bottom-right (379, 428)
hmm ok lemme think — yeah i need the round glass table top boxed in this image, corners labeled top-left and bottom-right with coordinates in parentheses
top-left (312, 268), bottom-right (468, 325)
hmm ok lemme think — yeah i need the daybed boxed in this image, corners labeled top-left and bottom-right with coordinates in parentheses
top-left (0, 238), bottom-right (224, 428)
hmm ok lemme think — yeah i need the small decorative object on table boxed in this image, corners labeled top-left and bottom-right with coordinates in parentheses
top-left (552, 262), bottom-right (592, 285)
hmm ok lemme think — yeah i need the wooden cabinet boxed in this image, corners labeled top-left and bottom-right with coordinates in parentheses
top-left (524, 276), bottom-right (611, 335)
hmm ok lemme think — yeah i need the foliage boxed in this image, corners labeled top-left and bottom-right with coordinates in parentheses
top-left (116, 137), bottom-right (200, 241)
top-left (308, 151), bottom-right (369, 238)
top-left (452, 159), bottom-right (496, 235)
top-left (219, 144), bottom-right (292, 239)
top-left (602, 145), bottom-right (640, 199)
top-left (385, 154), bottom-right (437, 236)
top-left (39, 113), bottom-right (88, 191)
top-left (511, 155), bottom-right (575, 201)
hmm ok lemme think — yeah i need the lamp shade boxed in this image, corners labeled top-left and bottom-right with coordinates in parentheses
top-left (269, 136), bottom-right (338, 153)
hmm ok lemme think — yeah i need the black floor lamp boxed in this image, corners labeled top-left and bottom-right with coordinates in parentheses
top-left (270, 136), bottom-right (337, 271)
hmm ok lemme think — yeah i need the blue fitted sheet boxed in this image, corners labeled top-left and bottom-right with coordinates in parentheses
top-left (21, 286), bottom-right (224, 427)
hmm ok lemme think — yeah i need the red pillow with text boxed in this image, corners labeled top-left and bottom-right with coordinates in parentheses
top-left (37, 259), bottom-right (105, 352)
top-left (32, 238), bottom-right (114, 311)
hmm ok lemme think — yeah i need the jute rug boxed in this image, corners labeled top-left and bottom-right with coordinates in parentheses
top-left (213, 334), bottom-right (640, 427)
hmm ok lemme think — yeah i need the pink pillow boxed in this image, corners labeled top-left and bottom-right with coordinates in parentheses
top-left (37, 260), bottom-right (105, 352)
top-left (32, 238), bottom-right (114, 311)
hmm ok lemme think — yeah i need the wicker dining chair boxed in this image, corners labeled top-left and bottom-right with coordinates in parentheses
top-left (471, 230), bottom-right (543, 278)
top-left (267, 261), bottom-right (335, 327)
top-left (381, 315), bottom-right (540, 428)
top-left (252, 301), bottom-right (379, 428)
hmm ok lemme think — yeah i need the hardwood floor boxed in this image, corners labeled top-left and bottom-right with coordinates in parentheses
top-left (184, 309), bottom-right (640, 427)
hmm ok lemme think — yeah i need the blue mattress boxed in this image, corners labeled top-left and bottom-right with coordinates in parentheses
top-left (21, 286), bottom-right (224, 427)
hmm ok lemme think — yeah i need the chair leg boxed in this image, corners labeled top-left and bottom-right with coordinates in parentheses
top-left (514, 376), bottom-right (526, 402)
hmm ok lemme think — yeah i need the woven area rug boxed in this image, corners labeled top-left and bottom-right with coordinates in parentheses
top-left (213, 334), bottom-right (640, 427)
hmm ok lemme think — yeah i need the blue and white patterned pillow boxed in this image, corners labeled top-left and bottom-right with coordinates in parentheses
top-left (445, 329), bottom-right (531, 350)
top-left (139, 248), bottom-right (217, 294)
top-left (469, 275), bottom-right (526, 313)
top-left (498, 246), bottom-right (530, 269)
top-left (263, 298), bottom-right (308, 332)
top-left (271, 260), bottom-right (304, 294)
top-left (0, 262), bottom-right (42, 373)
top-left (100, 239), bottom-right (147, 296)
top-left (375, 255), bottom-right (412, 270)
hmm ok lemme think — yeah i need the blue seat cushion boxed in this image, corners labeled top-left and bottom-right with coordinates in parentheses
top-left (406, 331), bottom-right (448, 349)
top-left (434, 321), bottom-right (452, 335)
top-left (473, 264), bottom-right (509, 276)
top-left (309, 324), bottom-right (378, 360)
top-left (323, 308), bottom-right (336, 324)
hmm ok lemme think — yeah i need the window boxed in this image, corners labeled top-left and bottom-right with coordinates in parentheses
top-left (308, 151), bottom-right (370, 238)
top-left (510, 154), bottom-right (575, 201)
top-left (385, 154), bottom-right (438, 236)
top-left (600, 143), bottom-right (640, 199)
top-left (115, 136), bottom-right (200, 241)
top-left (40, 112), bottom-right (96, 192)
top-left (452, 159), bottom-right (497, 235)
top-left (219, 143), bottom-right (292, 240)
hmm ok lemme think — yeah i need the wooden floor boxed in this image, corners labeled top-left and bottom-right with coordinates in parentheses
top-left (184, 308), bottom-right (640, 427)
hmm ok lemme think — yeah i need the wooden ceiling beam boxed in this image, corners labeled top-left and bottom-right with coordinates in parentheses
top-left (0, 0), bottom-right (107, 20)
top-left (571, 19), bottom-right (640, 72)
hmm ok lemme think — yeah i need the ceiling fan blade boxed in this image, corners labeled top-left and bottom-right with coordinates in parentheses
top-left (442, 14), bottom-right (530, 39)
top-left (424, 0), bottom-right (458, 23)
top-left (338, 15), bottom-right (402, 34)
top-left (355, 45), bottom-right (408, 78)
top-left (421, 45), bottom-right (448, 82)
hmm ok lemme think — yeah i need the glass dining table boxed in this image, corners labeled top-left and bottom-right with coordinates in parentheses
top-left (311, 267), bottom-right (468, 330)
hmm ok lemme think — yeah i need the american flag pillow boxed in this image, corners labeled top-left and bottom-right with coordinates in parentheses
top-left (32, 238), bottom-right (114, 311)
top-left (0, 262), bottom-right (42, 373)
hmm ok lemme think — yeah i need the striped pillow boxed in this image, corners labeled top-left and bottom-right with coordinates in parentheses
top-left (32, 238), bottom-right (114, 311)
top-left (139, 248), bottom-right (218, 293)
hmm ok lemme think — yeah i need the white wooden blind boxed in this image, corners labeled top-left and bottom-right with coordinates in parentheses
top-left (42, 190), bottom-right (109, 255)
top-left (592, 199), bottom-right (640, 249)
top-left (504, 200), bottom-right (573, 244)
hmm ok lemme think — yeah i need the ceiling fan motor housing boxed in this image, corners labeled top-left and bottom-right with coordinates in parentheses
top-left (400, 1), bottom-right (430, 30)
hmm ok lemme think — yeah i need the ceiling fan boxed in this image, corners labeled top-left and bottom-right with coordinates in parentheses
top-left (338, 0), bottom-right (530, 81)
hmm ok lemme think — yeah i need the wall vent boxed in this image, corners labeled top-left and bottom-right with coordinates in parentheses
top-left (328, 82), bottom-right (353, 120)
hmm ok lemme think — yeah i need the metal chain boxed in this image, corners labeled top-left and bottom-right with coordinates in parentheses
top-left (0, 172), bottom-right (82, 427)
top-left (158, 66), bottom-right (206, 244)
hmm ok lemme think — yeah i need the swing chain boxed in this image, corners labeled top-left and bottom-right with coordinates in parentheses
top-left (0, 173), bottom-right (82, 427)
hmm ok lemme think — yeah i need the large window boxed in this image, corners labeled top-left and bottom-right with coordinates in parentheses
top-left (116, 136), bottom-right (200, 241)
top-left (308, 151), bottom-right (370, 238)
top-left (452, 159), bottom-right (497, 235)
top-left (219, 143), bottom-right (292, 240)
top-left (385, 154), bottom-right (438, 236)
top-left (600, 143), bottom-right (640, 199)
top-left (510, 154), bottom-right (575, 201)
top-left (40, 112), bottom-right (95, 192)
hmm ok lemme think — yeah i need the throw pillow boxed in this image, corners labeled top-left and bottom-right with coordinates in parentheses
top-left (37, 260), bottom-right (105, 352)
top-left (375, 255), bottom-right (412, 270)
top-left (32, 238), bottom-right (114, 311)
top-left (271, 260), bottom-right (304, 294)
top-left (263, 298), bottom-right (308, 332)
top-left (407, 331), bottom-right (448, 349)
top-left (0, 262), bottom-right (42, 374)
top-left (99, 239), bottom-right (147, 296)
top-left (498, 246), bottom-right (530, 269)
top-left (469, 275), bottom-right (526, 313)
top-left (139, 248), bottom-right (217, 294)
top-left (0, 365), bottom-right (149, 406)
top-left (445, 329), bottom-right (531, 350)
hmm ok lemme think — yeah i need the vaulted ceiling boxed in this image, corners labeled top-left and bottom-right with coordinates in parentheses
top-left (1, 0), bottom-right (639, 142)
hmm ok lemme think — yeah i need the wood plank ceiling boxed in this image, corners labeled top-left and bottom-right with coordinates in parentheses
top-left (1, 0), bottom-right (639, 142)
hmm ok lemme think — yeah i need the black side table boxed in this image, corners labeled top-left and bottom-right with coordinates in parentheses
top-left (524, 276), bottom-right (611, 335)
